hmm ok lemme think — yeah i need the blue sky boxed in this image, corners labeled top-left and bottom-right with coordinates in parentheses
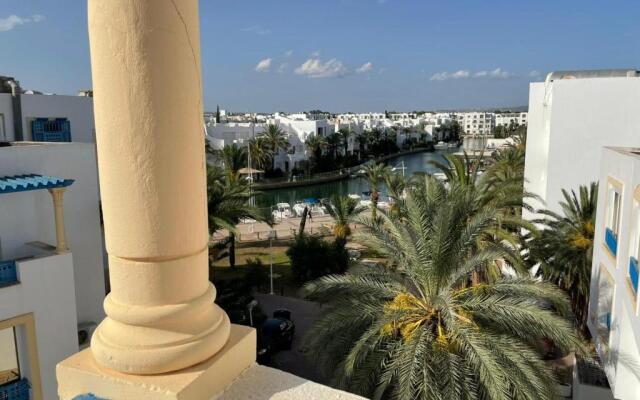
top-left (1, 1), bottom-right (639, 112)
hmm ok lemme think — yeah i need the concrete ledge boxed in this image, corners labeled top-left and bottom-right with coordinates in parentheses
top-left (57, 324), bottom-right (256, 400)
top-left (215, 364), bottom-right (366, 400)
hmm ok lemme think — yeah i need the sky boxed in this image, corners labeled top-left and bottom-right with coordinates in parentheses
top-left (1, 1), bottom-right (639, 113)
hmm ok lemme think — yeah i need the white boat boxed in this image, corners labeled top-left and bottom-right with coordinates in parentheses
top-left (434, 141), bottom-right (448, 150)
top-left (348, 194), bottom-right (362, 200)
top-left (272, 203), bottom-right (292, 220)
top-left (292, 202), bottom-right (307, 217)
top-left (377, 201), bottom-right (391, 210)
top-left (309, 204), bottom-right (327, 216)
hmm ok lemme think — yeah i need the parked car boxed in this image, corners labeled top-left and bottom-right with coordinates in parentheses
top-left (256, 309), bottom-right (295, 364)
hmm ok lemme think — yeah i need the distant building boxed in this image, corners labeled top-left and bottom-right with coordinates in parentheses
top-left (494, 112), bottom-right (527, 127)
top-left (457, 112), bottom-right (494, 135)
top-left (588, 147), bottom-right (640, 399)
top-left (0, 142), bottom-right (106, 399)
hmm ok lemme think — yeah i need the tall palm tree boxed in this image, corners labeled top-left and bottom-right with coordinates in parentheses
top-left (326, 196), bottom-right (366, 243)
top-left (207, 165), bottom-right (271, 268)
top-left (327, 132), bottom-right (342, 159)
top-left (305, 134), bottom-right (327, 169)
top-left (248, 137), bottom-right (269, 171)
top-left (218, 144), bottom-right (247, 176)
top-left (304, 177), bottom-right (585, 400)
top-left (338, 127), bottom-right (352, 156)
top-left (360, 162), bottom-right (391, 219)
top-left (528, 183), bottom-right (598, 335)
top-left (384, 172), bottom-right (407, 218)
top-left (261, 123), bottom-right (289, 172)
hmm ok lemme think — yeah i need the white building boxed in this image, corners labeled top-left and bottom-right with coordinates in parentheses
top-left (588, 147), bottom-right (640, 400)
top-left (0, 142), bottom-right (107, 399)
top-left (494, 112), bottom-right (527, 127)
top-left (457, 112), bottom-right (495, 135)
top-left (1, 76), bottom-right (96, 143)
top-left (523, 70), bottom-right (640, 218)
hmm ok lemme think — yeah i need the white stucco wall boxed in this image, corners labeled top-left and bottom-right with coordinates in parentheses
top-left (0, 143), bottom-right (106, 325)
top-left (0, 93), bottom-right (14, 142)
top-left (20, 94), bottom-right (96, 143)
top-left (588, 148), bottom-right (640, 399)
top-left (523, 77), bottom-right (640, 218)
top-left (0, 253), bottom-right (78, 400)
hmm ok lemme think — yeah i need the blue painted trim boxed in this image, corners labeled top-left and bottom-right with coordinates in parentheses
top-left (73, 394), bottom-right (108, 400)
top-left (630, 257), bottom-right (639, 294)
top-left (605, 228), bottom-right (618, 256)
top-left (0, 260), bottom-right (18, 287)
top-left (0, 174), bottom-right (74, 195)
top-left (0, 378), bottom-right (31, 400)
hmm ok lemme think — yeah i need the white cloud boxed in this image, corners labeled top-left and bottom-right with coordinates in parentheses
top-left (378, 67), bottom-right (386, 75)
top-left (489, 68), bottom-right (512, 79)
top-left (0, 14), bottom-right (45, 32)
top-left (295, 58), bottom-right (349, 78)
top-left (255, 58), bottom-right (272, 72)
top-left (278, 63), bottom-right (289, 73)
top-left (431, 68), bottom-right (516, 81)
top-left (284, 50), bottom-right (293, 57)
top-left (241, 26), bottom-right (271, 35)
top-left (356, 62), bottom-right (373, 74)
top-left (430, 70), bottom-right (470, 81)
top-left (310, 50), bottom-right (321, 58)
top-left (528, 70), bottom-right (541, 77)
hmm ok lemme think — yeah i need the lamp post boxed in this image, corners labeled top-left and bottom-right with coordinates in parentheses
top-left (268, 230), bottom-right (276, 295)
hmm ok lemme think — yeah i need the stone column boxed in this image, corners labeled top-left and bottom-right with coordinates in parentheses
top-left (87, 0), bottom-right (230, 374)
top-left (48, 188), bottom-right (68, 254)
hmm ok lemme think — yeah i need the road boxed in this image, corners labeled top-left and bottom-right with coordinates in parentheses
top-left (253, 293), bottom-right (329, 385)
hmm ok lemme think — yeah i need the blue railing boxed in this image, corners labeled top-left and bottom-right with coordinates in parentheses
top-left (630, 257), bottom-right (639, 294)
top-left (31, 118), bottom-right (71, 142)
top-left (0, 261), bottom-right (18, 287)
top-left (0, 378), bottom-right (30, 400)
top-left (605, 228), bottom-right (618, 256)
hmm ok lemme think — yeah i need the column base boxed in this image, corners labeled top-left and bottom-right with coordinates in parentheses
top-left (57, 324), bottom-right (256, 400)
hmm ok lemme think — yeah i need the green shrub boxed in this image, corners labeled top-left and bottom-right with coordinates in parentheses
top-left (287, 234), bottom-right (349, 283)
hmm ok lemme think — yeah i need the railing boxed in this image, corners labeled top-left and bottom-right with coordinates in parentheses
top-left (0, 378), bottom-right (30, 400)
top-left (605, 228), bottom-right (618, 256)
top-left (0, 261), bottom-right (18, 287)
top-left (630, 257), bottom-right (639, 294)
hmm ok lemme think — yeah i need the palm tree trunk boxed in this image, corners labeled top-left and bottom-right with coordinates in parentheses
top-left (229, 232), bottom-right (236, 268)
top-left (371, 190), bottom-right (378, 219)
top-left (299, 206), bottom-right (309, 235)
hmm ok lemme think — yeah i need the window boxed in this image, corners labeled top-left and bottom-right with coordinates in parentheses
top-left (629, 192), bottom-right (640, 298)
top-left (605, 178), bottom-right (623, 257)
top-left (0, 327), bottom-right (19, 386)
top-left (0, 114), bottom-right (5, 141)
top-left (31, 118), bottom-right (71, 142)
top-left (596, 266), bottom-right (615, 346)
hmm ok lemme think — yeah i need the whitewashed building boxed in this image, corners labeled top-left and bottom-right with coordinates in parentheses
top-left (0, 142), bottom-right (106, 399)
top-left (494, 112), bottom-right (527, 127)
top-left (0, 76), bottom-right (96, 143)
top-left (457, 112), bottom-right (495, 135)
top-left (523, 69), bottom-right (640, 219)
top-left (588, 147), bottom-right (640, 400)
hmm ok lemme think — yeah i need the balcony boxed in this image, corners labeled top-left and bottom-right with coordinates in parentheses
top-left (0, 261), bottom-right (18, 288)
top-left (629, 257), bottom-right (639, 294)
top-left (0, 378), bottom-right (31, 400)
top-left (605, 228), bottom-right (618, 256)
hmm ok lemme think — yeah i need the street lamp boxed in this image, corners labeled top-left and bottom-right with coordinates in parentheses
top-left (268, 230), bottom-right (276, 295)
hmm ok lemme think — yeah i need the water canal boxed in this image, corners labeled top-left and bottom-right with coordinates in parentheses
top-left (253, 148), bottom-right (458, 210)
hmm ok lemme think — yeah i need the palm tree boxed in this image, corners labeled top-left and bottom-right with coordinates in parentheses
top-left (207, 165), bottom-right (271, 268)
top-left (528, 183), bottom-right (598, 335)
top-left (218, 144), bottom-right (247, 176)
top-left (384, 172), bottom-right (407, 218)
top-left (248, 137), bottom-right (269, 171)
top-left (305, 134), bottom-right (327, 170)
top-left (338, 127), bottom-right (352, 156)
top-left (360, 162), bottom-right (391, 219)
top-left (326, 196), bottom-right (366, 243)
top-left (327, 132), bottom-right (342, 159)
top-left (261, 123), bottom-right (289, 172)
top-left (304, 176), bottom-right (586, 400)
